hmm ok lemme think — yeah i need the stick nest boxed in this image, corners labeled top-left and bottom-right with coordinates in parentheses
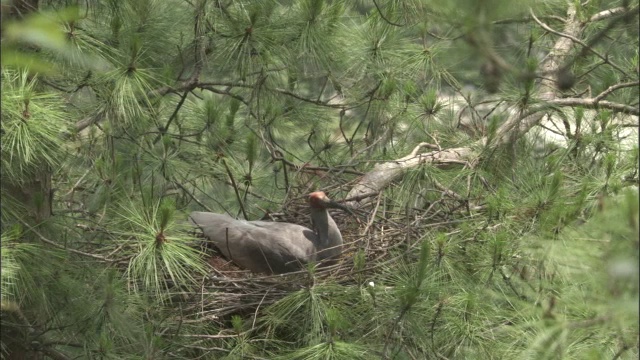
top-left (184, 186), bottom-right (468, 328)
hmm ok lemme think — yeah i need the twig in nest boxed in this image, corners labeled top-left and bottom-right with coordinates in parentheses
top-left (361, 192), bottom-right (383, 237)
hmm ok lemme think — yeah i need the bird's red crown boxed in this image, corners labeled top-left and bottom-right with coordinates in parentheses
top-left (309, 191), bottom-right (328, 208)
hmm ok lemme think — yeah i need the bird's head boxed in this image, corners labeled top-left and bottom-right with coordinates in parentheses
top-left (309, 191), bottom-right (349, 212)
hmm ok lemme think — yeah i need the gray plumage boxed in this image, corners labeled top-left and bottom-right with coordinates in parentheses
top-left (190, 191), bottom-right (345, 274)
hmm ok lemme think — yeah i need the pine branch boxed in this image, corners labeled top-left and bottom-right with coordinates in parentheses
top-left (593, 81), bottom-right (640, 103)
top-left (343, 2), bottom-right (639, 208)
top-left (372, 0), bottom-right (404, 27)
top-left (549, 98), bottom-right (639, 116)
top-left (18, 219), bottom-right (115, 262)
top-left (530, 9), bottom-right (630, 77)
top-left (345, 146), bottom-right (472, 209)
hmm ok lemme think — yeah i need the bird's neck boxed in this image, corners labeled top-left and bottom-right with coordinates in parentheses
top-left (311, 208), bottom-right (342, 253)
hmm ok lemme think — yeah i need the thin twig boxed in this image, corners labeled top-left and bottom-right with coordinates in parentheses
top-left (153, 90), bottom-right (191, 145)
top-left (18, 219), bottom-right (114, 262)
top-left (530, 9), bottom-right (630, 77)
top-left (251, 290), bottom-right (269, 330)
top-left (361, 193), bottom-right (382, 237)
top-left (372, 0), bottom-right (405, 27)
top-left (222, 159), bottom-right (248, 220)
top-left (62, 169), bottom-right (91, 197)
top-left (593, 81), bottom-right (640, 104)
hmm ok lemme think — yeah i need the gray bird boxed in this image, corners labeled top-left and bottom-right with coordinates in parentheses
top-left (190, 191), bottom-right (346, 274)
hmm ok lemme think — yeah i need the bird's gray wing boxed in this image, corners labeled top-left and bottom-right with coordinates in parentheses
top-left (189, 212), bottom-right (315, 274)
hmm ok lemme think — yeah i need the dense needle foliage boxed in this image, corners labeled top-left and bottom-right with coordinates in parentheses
top-left (1, 0), bottom-right (638, 359)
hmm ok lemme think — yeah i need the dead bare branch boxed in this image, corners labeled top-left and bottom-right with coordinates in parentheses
top-left (590, 7), bottom-right (627, 22)
top-left (550, 98), bottom-right (639, 116)
top-left (593, 81), bottom-right (640, 104)
top-left (345, 148), bottom-right (472, 209)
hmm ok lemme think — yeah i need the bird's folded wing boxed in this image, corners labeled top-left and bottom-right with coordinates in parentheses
top-left (189, 212), bottom-right (315, 274)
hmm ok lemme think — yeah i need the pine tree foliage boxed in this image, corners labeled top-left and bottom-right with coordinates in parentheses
top-left (1, 0), bottom-right (638, 359)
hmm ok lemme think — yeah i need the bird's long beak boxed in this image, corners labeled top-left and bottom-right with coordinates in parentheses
top-left (325, 198), bottom-right (355, 216)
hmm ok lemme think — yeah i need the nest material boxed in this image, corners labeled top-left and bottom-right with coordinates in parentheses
top-left (186, 187), bottom-right (467, 327)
